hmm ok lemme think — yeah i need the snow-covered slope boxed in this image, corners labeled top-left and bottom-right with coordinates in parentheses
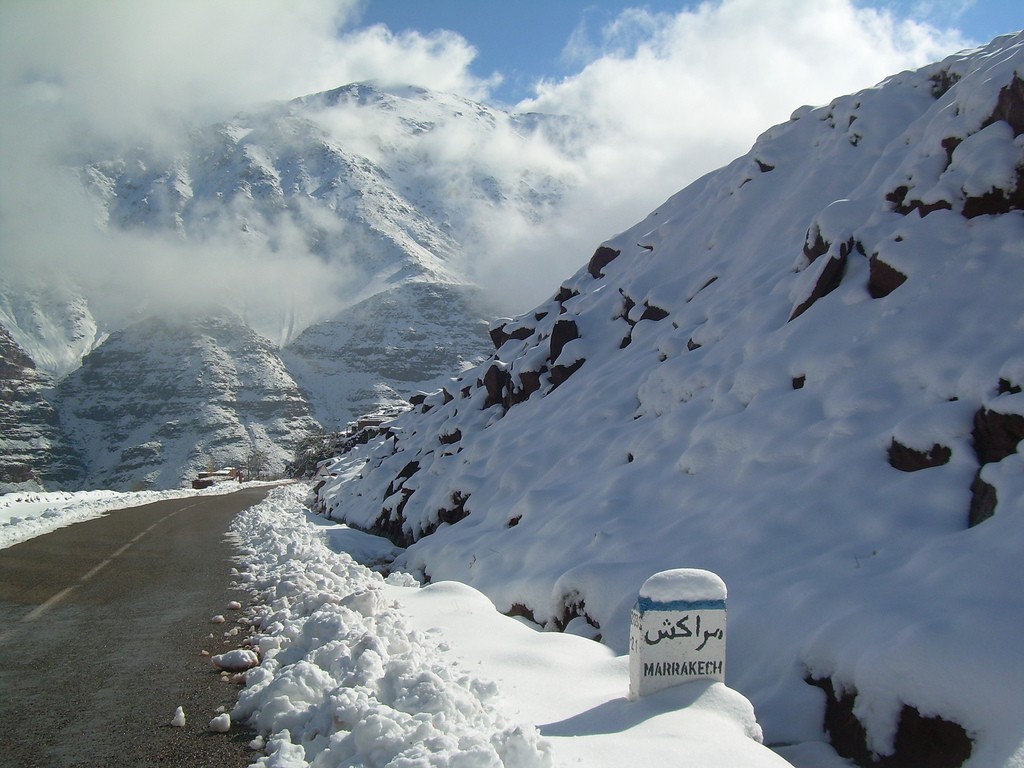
top-left (316, 33), bottom-right (1024, 767)
top-left (0, 278), bottom-right (105, 381)
top-left (57, 315), bottom-right (319, 490)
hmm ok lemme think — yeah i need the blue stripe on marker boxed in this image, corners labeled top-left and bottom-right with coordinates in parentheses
top-left (636, 597), bottom-right (726, 612)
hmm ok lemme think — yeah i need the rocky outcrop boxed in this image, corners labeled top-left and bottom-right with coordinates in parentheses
top-left (887, 440), bottom-right (951, 472)
top-left (587, 246), bottom-right (621, 278)
top-left (967, 403), bottom-right (1024, 526)
top-left (0, 327), bottom-right (83, 490)
top-left (867, 255), bottom-right (907, 299)
top-left (808, 676), bottom-right (972, 768)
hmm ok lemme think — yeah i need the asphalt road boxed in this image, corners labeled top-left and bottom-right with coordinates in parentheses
top-left (0, 486), bottom-right (273, 767)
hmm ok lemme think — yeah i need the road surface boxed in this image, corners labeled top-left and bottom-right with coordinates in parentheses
top-left (0, 486), bottom-right (273, 767)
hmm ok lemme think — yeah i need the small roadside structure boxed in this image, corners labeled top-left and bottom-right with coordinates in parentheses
top-left (628, 568), bottom-right (727, 699)
top-left (192, 467), bottom-right (242, 489)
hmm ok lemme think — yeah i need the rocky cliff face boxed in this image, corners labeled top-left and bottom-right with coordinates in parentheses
top-left (0, 327), bottom-right (83, 491)
top-left (283, 282), bottom-right (495, 429)
top-left (57, 315), bottom-right (319, 490)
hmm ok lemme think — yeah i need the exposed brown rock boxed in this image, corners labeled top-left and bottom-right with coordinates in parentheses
top-left (807, 676), bottom-right (972, 768)
top-left (789, 253), bottom-right (848, 321)
top-left (962, 175), bottom-right (1024, 218)
top-left (998, 378), bottom-right (1022, 395)
top-left (886, 185), bottom-right (953, 217)
top-left (372, 497), bottom-right (414, 547)
top-left (587, 246), bottom-right (622, 278)
top-left (554, 286), bottom-right (579, 305)
top-left (803, 226), bottom-right (830, 263)
top-left (868, 255), bottom-right (908, 298)
top-left (968, 471), bottom-right (998, 527)
top-left (483, 363), bottom-right (511, 409)
top-left (687, 275), bottom-right (719, 302)
top-left (640, 303), bottom-right (670, 322)
top-left (550, 359), bottom-right (584, 388)
top-left (437, 490), bottom-right (470, 525)
top-left (971, 407), bottom-right (1024, 465)
top-left (506, 603), bottom-right (538, 624)
top-left (511, 369), bottom-right (543, 404)
top-left (549, 319), bottom-right (580, 364)
top-left (438, 429), bottom-right (462, 446)
top-left (964, 405), bottom-right (1024, 526)
top-left (929, 69), bottom-right (960, 99)
top-left (888, 439), bottom-right (951, 472)
top-left (618, 292), bottom-right (637, 320)
top-left (941, 136), bottom-right (962, 167)
top-left (489, 322), bottom-right (534, 349)
top-left (983, 74), bottom-right (1024, 137)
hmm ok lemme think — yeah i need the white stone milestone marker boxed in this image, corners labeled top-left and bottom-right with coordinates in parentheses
top-left (628, 568), bottom-right (727, 699)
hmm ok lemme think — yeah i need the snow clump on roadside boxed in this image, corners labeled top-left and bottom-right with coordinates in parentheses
top-left (230, 484), bottom-right (553, 768)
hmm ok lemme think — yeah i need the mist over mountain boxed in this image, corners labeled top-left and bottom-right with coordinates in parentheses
top-left (0, 82), bottom-right (577, 490)
top-left (74, 81), bottom-right (576, 345)
top-left (313, 32), bottom-right (1024, 766)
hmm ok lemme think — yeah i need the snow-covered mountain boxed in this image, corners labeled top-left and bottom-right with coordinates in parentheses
top-left (1, 82), bottom-right (572, 489)
top-left (282, 281), bottom-right (496, 428)
top-left (56, 314), bottom-right (320, 490)
top-left (315, 32), bottom-right (1024, 767)
top-left (0, 279), bottom-right (105, 381)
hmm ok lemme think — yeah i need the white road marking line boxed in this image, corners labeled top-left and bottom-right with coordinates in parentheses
top-left (0, 500), bottom-right (205, 642)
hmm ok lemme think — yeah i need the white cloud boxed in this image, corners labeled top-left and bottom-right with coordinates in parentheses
top-left (0, 0), bottom-right (498, 342)
top-left (0, 0), bottom-right (496, 145)
top-left (520, 0), bottom-right (967, 223)
top-left (463, 0), bottom-right (969, 306)
top-left (0, 0), bottom-right (975, 337)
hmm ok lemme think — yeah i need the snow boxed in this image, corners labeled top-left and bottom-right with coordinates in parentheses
top-left (0, 482), bottom-right (274, 550)
top-left (229, 484), bottom-right (787, 767)
top-left (312, 32), bottom-right (1024, 767)
top-left (639, 568), bottom-right (727, 603)
top-left (212, 649), bottom-right (260, 672)
top-left (209, 713), bottom-right (232, 733)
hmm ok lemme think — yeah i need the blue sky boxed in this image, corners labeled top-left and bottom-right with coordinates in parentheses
top-left (357, 1), bottom-right (1023, 104)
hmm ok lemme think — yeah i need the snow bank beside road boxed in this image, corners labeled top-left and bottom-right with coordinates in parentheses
top-left (0, 482), bottom-right (275, 550)
top-left (229, 485), bottom-right (788, 768)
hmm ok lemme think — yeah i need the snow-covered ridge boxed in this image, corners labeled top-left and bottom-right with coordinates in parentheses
top-left (315, 32), bottom-right (1024, 766)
